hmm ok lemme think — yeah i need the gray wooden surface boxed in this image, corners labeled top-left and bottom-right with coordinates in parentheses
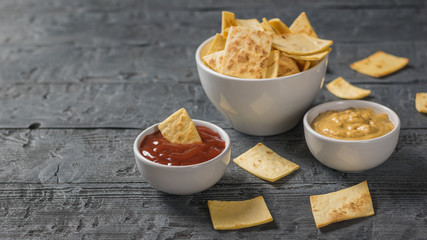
top-left (0, 0), bottom-right (426, 239)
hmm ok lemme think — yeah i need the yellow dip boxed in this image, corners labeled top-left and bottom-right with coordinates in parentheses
top-left (311, 107), bottom-right (394, 140)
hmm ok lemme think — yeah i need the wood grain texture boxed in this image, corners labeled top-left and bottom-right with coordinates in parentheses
top-left (0, 0), bottom-right (426, 239)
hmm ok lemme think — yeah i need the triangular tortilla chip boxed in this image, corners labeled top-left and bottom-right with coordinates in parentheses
top-left (350, 51), bottom-right (409, 78)
top-left (220, 26), bottom-right (273, 79)
top-left (278, 52), bottom-right (300, 76)
top-left (233, 143), bottom-right (299, 182)
top-left (236, 18), bottom-right (264, 31)
top-left (203, 50), bottom-right (225, 72)
top-left (221, 11), bottom-right (237, 37)
top-left (207, 33), bottom-right (227, 55)
top-left (266, 50), bottom-right (280, 78)
top-left (268, 18), bottom-right (291, 34)
top-left (273, 33), bottom-right (333, 55)
top-left (261, 18), bottom-right (277, 33)
top-left (208, 196), bottom-right (273, 230)
top-left (158, 108), bottom-right (202, 144)
top-left (310, 181), bottom-right (375, 228)
top-left (326, 77), bottom-right (371, 99)
top-left (289, 12), bottom-right (319, 38)
top-left (415, 92), bottom-right (427, 113)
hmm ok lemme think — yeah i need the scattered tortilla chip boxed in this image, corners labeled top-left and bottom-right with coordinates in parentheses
top-left (158, 108), bottom-right (202, 144)
top-left (268, 18), bottom-right (291, 34)
top-left (289, 12), bottom-right (318, 38)
top-left (221, 11), bottom-right (237, 36)
top-left (281, 48), bottom-right (331, 61)
top-left (266, 50), bottom-right (280, 78)
top-left (221, 26), bottom-right (273, 79)
top-left (310, 181), bottom-right (375, 228)
top-left (415, 92), bottom-right (427, 113)
top-left (236, 18), bottom-right (264, 31)
top-left (273, 33), bottom-right (333, 55)
top-left (203, 50), bottom-right (225, 72)
top-left (350, 51), bottom-right (409, 78)
top-left (207, 33), bottom-right (227, 55)
top-left (261, 18), bottom-right (276, 33)
top-left (278, 52), bottom-right (300, 76)
top-left (208, 196), bottom-right (273, 230)
top-left (233, 143), bottom-right (299, 182)
top-left (326, 77), bottom-right (371, 99)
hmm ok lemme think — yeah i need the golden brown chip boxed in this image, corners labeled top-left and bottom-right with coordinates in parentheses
top-left (203, 50), bottom-right (225, 72)
top-left (281, 48), bottom-right (331, 61)
top-left (207, 33), bottom-right (227, 55)
top-left (310, 181), bottom-right (375, 228)
top-left (278, 52), bottom-right (300, 76)
top-left (261, 18), bottom-right (277, 33)
top-left (326, 77), bottom-right (371, 99)
top-left (268, 18), bottom-right (291, 34)
top-left (236, 18), bottom-right (264, 31)
top-left (221, 11), bottom-right (237, 36)
top-left (233, 143), bottom-right (299, 182)
top-left (289, 12), bottom-right (318, 38)
top-left (273, 33), bottom-right (333, 55)
top-left (158, 108), bottom-right (202, 144)
top-left (415, 92), bottom-right (427, 113)
top-left (302, 61), bottom-right (311, 71)
top-left (266, 50), bottom-right (280, 78)
top-left (208, 196), bottom-right (273, 230)
top-left (350, 51), bottom-right (409, 78)
top-left (220, 26), bottom-right (273, 79)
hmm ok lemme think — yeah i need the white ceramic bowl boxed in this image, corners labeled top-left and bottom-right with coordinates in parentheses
top-left (303, 100), bottom-right (400, 172)
top-left (133, 120), bottom-right (231, 195)
top-left (195, 36), bottom-right (328, 136)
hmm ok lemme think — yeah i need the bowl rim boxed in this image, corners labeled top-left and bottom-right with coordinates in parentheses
top-left (195, 35), bottom-right (329, 82)
top-left (133, 119), bottom-right (231, 169)
top-left (303, 100), bottom-right (401, 143)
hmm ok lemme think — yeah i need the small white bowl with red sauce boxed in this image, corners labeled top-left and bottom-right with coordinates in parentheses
top-left (133, 120), bottom-right (231, 195)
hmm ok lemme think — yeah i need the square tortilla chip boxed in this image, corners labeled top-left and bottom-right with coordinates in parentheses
top-left (266, 50), bottom-right (280, 78)
top-left (273, 33), bottom-right (333, 55)
top-left (278, 52), bottom-right (300, 76)
top-left (203, 50), bottom-right (225, 72)
top-left (221, 11), bottom-right (237, 37)
top-left (236, 18), bottom-right (264, 31)
top-left (350, 51), bottom-right (409, 78)
top-left (158, 108), bottom-right (202, 144)
top-left (208, 196), bottom-right (273, 230)
top-left (207, 33), bottom-right (227, 55)
top-left (233, 143), bottom-right (299, 182)
top-left (289, 12), bottom-right (319, 38)
top-left (326, 77), bottom-right (371, 99)
top-left (268, 18), bottom-right (291, 34)
top-left (220, 26), bottom-right (273, 79)
top-left (415, 92), bottom-right (427, 113)
top-left (310, 181), bottom-right (375, 228)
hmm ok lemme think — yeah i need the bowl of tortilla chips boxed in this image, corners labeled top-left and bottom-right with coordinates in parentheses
top-left (196, 12), bottom-right (332, 136)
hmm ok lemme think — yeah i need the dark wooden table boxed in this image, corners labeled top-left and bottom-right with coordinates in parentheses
top-left (0, 0), bottom-right (426, 239)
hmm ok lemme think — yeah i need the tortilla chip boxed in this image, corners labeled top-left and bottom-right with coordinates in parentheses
top-left (158, 108), bottom-right (202, 144)
top-left (302, 61), bottom-right (311, 71)
top-left (278, 52), bottom-right (300, 76)
top-left (221, 11), bottom-right (237, 36)
top-left (233, 143), bottom-right (299, 182)
top-left (326, 77), bottom-right (371, 99)
top-left (273, 33), bottom-right (333, 55)
top-left (350, 51), bottom-right (409, 78)
top-left (266, 50), bottom-right (280, 78)
top-left (415, 92), bottom-right (427, 113)
top-left (203, 50), bottom-right (225, 72)
top-left (268, 18), bottom-right (291, 35)
top-left (310, 181), bottom-right (375, 228)
top-left (236, 18), bottom-right (264, 31)
top-left (289, 12), bottom-right (318, 38)
top-left (208, 196), bottom-right (273, 230)
top-left (220, 26), bottom-right (273, 79)
top-left (281, 48), bottom-right (331, 61)
top-left (207, 33), bottom-right (227, 55)
top-left (261, 18), bottom-right (276, 33)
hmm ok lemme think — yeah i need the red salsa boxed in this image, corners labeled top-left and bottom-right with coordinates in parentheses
top-left (139, 126), bottom-right (225, 166)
